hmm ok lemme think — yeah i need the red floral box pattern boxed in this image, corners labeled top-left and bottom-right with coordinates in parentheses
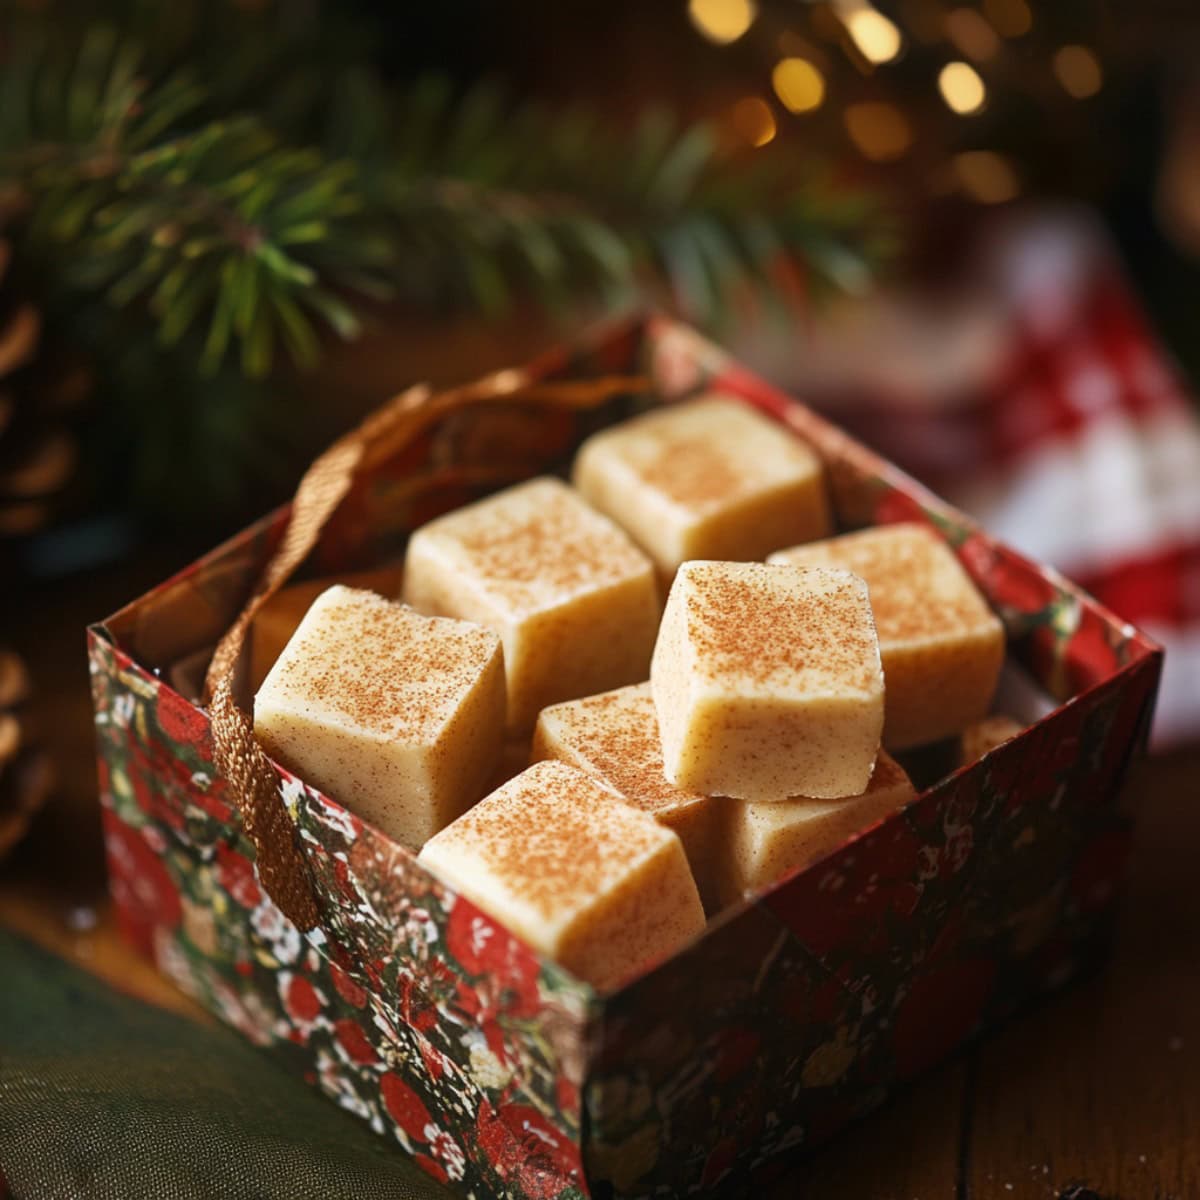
top-left (90, 317), bottom-right (1162, 1198)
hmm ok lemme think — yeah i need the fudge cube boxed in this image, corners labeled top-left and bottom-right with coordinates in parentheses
top-left (532, 683), bottom-right (720, 909)
top-left (572, 395), bottom-right (831, 578)
top-left (254, 586), bottom-right (504, 849)
top-left (770, 523), bottom-right (1005, 748)
top-left (418, 761), bottom-right (706, 990)
top-left (402, 477), bottom-right (659, 730)
top-left (717, 751), bottom-right (915, 904)
top-left (651, 561), bottom-right (884, 801)
top-left (248, 564), bottom-right (404, 693)
top-left (959, 714), bottom-right (1024, 766)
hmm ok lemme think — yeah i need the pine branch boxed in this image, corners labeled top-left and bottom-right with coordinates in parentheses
top-left (363, 83), bottom-right (893, 322)
top-left (1, 43), bottom-right (392, 376)
top-left (0, 4), bottom-right (896, 522)
top-left (10, 128), bottom-right (389, 376)
top-left (2, 17), bottom-right (892, 380)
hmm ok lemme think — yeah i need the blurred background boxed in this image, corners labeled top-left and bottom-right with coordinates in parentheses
top-left (0, 8), bottom-right (1198, 1197)
top-left (1, 0), bottom-right (1198, 899)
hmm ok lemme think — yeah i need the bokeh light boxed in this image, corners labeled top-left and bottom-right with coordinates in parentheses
top-left (730, 96), bottom-right (778, 146)
top-left (939, 61), bottom-right (987, 114)
top-left (1053, 45), bottom-right (1103, 99)
top-left (844, 101), bottom-right (912, 161)
top-left (841, 3), bottom-right (905, 65)
top-left (772, 57), bottom-right (826, 113)
top-left (688, 0), bottom-right (757, 45)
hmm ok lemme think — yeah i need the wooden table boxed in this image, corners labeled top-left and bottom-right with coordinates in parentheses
top-left (3, 545), bottom-right (1197, 1200)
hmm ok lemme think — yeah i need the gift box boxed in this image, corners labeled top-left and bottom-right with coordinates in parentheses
top-left (89, 316), bottom-right (1162, 1199)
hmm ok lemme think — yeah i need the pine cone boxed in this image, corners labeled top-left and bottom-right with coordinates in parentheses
top-left (0, 647), bottom-right (52, 858)
top-left (0, 235), bottom-right (87, 537)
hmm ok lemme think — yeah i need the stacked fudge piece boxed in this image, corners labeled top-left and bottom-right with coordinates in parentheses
top-left (252, 395), bottom-right (1010, 991)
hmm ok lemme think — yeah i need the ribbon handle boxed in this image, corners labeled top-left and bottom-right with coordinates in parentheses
top-left (203, 369), bottom-right (647, 930)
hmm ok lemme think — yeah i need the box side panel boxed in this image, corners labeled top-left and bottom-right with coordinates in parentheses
top-left (90, 629), bottom-right (595, 1200)
top-left (94, 313), bottom-right (1167, 1200)
top-left (583, 649), bottom-right (1160, 1198)
top-left (285, 776), bottom-right (596, 1198)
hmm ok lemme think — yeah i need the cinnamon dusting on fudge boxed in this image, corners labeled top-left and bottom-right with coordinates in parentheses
top-left (771, 523), bottom-right (993, 645)
top-left (537, 685), bottom-right (704, 813)
top-left (263, 586), bottom-right (499, 739)
top-left (685, 562), bottom-right (880, 695)
top-left (430, 761), bottom-right (667, 920)
top-left (422, 477), bottom-right (650, 610)
top-left (591, 397), bottom-right (820, 515)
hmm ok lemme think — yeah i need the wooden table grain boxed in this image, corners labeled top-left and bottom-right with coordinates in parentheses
top-left (3, 548), bottom-right (1197, 1200)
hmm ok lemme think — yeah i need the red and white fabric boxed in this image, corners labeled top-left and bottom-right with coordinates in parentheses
top-left (750, 209), bottom-right (1200, 745)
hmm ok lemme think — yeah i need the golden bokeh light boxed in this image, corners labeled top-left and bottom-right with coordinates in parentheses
top-left (946, 8), bottom-right (1000, 61)
top-left (982, 0), bottom-right (1032, 38)
top-left (1053, 45), bottom-right (1103, 99)
top-left (841, 4), bottom-right (905, 64)
top-left (844, 102), bottom-right (912, 161)
top-left (730, 97), bottom-right (777, 147)
top-left (688, 0), bottom-right (757, 45)
top-left (772, 57), bottom-right (826, 113)
top-left (939, 61), bottom-right (987, 115)
top-left (955, 151), bottom-right (1019, 203)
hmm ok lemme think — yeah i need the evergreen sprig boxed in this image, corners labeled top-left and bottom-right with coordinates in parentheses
top-left (0, 2), bottom-right (893, 520)
top-left (1, 25), bottom-right (392, 377)
top-left (2, 13), bottom-right (890, 377)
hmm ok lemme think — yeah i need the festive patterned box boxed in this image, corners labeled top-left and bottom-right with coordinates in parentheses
top-left (90, 317), bottom-right (1161, 1198)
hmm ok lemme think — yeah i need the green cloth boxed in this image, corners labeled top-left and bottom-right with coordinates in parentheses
top-left (0, 930), bottom-right (451, 1200)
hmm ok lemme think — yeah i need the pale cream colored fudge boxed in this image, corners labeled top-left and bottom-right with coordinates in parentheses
top-left (254, 586), bottom-right (504, 850)
top-left (248, 565), bottom-right (404, 693)
top-left (418, 761), bottom-right (706, 990)
top-left (532, 683), bottom-right (720, 909)
top-left (572, 395), bottom-right (831, 578)
top-left (716, 751), bottom-right (916, 904)
top-left (402, 477), bottom-right (659, 731)
top-left (959, 714), bottom-right (1024, 766)
top-left (651, 561), bottom-right (884, 802)
top-left (770, 523), bottom-right (1005, 749)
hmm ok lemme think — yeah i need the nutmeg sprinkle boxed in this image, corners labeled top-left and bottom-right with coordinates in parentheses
top-left (412, 477), bottom-right (652, 614)
top-left (585, 396), bottom-right (822, 515)
top-left (260, 586), bottom-right (501, 741)
top-left (651, 560), bottom-right (885, 802)
top-left (537, 684), bottom-right (705, 815)
top-left (682, 562), bottom-right (881, 696)
top-left (770, 523), bottom-right (994, 645)
top-left (427, 760), bottom-right (669, 922)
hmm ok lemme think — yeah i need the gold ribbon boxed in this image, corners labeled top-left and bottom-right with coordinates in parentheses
top-left (203, 368), bottom-right (648, 930)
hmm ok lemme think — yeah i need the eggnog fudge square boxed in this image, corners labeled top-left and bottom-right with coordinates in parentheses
top-left (532, 683), bottom-right (720, 909)
top-left (248, 564), bottom-right (404, 692)
top-left (254, 586), bottom-right (504, 849)
top-left (651, 561), bottom-right (884, 801)
top-left (770, 523), bottom-right (1005, 749)
top-left (572, 395), bottom-right (831, 577)
top-left (716, 751), bottom-right (915, 904)
top-left (418, 761), bottom-right (706, 991)
top-left (402, 477), bottom-right (659, 730)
